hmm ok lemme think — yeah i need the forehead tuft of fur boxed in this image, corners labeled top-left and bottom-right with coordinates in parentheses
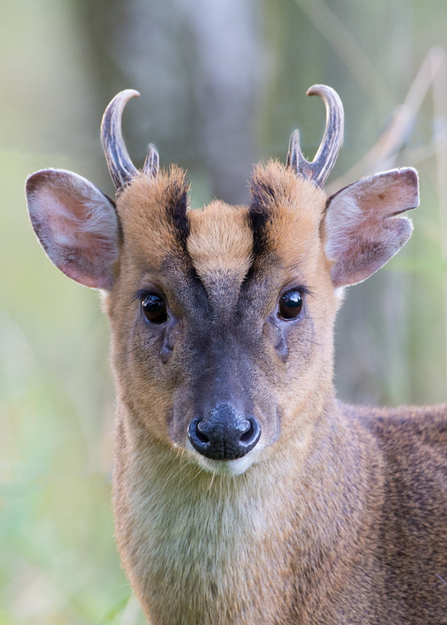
top-left (249, 161), bottom-right (327, 267)
top-left (115, 166), bottom-right (190, 268)
top-left (187, 202), bottom-right (253, 286)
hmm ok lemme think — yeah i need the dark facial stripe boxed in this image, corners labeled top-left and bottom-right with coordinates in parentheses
top-left (163, 179), bottom-right (209, 306)
top-left (165, 179), bottom-right (190, 253)
top-left (248, 179), bottom-right (276, 260)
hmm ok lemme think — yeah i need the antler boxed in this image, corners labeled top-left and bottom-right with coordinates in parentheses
top-left (143, 143), bottom-right (160, 178)
top-left (287, 85), bottom-right (344, 188)
top-left (101, 90), bottom-right (160, 190)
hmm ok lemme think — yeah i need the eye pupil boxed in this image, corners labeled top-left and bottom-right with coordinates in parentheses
top-left (141, 293), bottom-right (168, 324)
top-left (279, 290), bottom-right (303, 320)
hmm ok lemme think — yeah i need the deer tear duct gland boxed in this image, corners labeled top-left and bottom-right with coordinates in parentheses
top-left (26, 86), bottom-right (447, 625)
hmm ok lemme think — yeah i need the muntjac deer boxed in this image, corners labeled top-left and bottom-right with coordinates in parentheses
top-left (26, 85), bottom-right (447, 624)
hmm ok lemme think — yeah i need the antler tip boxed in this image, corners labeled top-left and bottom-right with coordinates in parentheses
top-left (121, 88), bottom-right (140, 99)
top-left (306, 84), bottom-right (332, 98)
top-left (306, 85), bottom-right (318, 97)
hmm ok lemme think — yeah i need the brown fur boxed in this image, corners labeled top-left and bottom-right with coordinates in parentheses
top-left (27, 160), bottom-right (447, 624)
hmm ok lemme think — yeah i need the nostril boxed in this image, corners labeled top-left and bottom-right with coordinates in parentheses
top-left (188, 418), bottom-right (209, 447)
top-left (239, 417), bottom-right (261, 447)
top-left (240, 419), bottom-right (254, 442)
top-left (196, 420), bottom-right (210, 444)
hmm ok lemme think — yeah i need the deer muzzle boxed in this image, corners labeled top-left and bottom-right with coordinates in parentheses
top-left (188, 404), bottom-right (261, 460)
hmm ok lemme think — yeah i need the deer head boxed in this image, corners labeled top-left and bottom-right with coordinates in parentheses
top-left (26, 86), bottom-right (419, 477)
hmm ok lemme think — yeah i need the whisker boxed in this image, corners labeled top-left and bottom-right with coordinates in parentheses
top-left (157, 457), bottom-right (195, 498)
top-left (178, 466), bottom-right (202, 493)
top-left (207, 471), bottom-right (216, 492)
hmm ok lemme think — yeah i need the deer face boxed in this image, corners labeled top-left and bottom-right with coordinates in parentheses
top-left (102, 165), bottom-right (336, 475)
top-left (26, 86), bottom-right (419, 476)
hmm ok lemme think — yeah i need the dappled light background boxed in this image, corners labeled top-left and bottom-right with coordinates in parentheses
top-left (2, 0), bottom-right (447, 623)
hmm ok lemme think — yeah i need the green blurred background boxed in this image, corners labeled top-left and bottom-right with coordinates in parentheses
top-left (2, 0), bottom-right (447, 623)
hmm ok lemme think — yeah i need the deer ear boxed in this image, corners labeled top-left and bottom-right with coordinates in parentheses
top-left (323, 168), bottom-right (419, 287)
top-left (26, 169), bottom-right (120, 290)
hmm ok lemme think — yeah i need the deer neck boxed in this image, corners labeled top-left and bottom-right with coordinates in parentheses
top-left (113, 396), bottom-right (376, 624)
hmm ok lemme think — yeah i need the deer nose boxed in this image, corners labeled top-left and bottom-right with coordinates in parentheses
top-left (188, 404), bottom-right (261, 461)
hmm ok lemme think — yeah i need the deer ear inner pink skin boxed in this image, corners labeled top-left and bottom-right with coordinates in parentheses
top-left (26, 168), bottom-right (120, 290)
top-left (323, 168), bottom-right (419, 287)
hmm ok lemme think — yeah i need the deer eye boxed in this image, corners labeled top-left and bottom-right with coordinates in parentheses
top-left (141, 293), bottom-right (168, 324)
top-left (278, 290), bottom-right (303, 320)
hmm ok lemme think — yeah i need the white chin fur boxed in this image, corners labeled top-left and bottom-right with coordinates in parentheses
top-left (184, 440), bottom-right (262, 476)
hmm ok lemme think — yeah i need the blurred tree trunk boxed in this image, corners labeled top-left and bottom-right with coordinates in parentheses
top-left (76, 0), bottom-right (262, 204)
